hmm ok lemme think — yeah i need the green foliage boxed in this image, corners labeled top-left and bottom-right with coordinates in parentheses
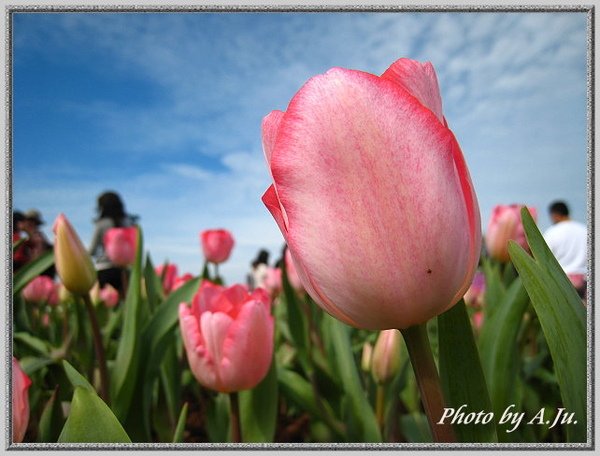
top-left (438, 300), bottom-right (497, 443)
top-left (508, 207), bottom-right (587, 443)
top-left (58, 387), bottom-right (131, 443)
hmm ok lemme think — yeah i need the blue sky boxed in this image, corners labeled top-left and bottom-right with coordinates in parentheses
top-left (12, 11), bottom-right (589, 284)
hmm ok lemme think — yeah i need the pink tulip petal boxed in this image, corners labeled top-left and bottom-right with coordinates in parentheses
top-left (262, 110), bottom-right (285, 166)
top-left (381, 58), bottom-right (444, 123)
top-left (179, 303), bottom-right (218, 389)
top-left (269, 67), bottom-right (475, 329)
top-left (262, 185), bottom-right (289, 233)
top-left (219, 300), bottom-right (274, 392)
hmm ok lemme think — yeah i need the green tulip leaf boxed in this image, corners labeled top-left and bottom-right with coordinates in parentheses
top-left (58, 387), bottom-right (131, 443)
top-left (143, 254), bottom-right (164, 313)
top-left (111, 226), bottom-right (143, 422)
top-left (140, 276), bottom-right (200, 438)
top-left (62, 360), bottom-right (94, 393)
top-left (324, 314), bottom-right (381, 442)
top-left (172, 402), bottom-right (188, 443)
top-left (240, 356), bottom-right (278, 442)
top-left (438, 299), bottom-right (497, 443)
top-left (38, 387), bottom-right (65, 443)
top-left (14, 332), bottom-right (51, 356)
top-left (13, 250), bottom-right (54, 296)
top-left (281, 259), bottom-right (310, 373)
top-left (508, 207), bottom-right (587, 443)
top-left (477, 278), bottom-right (530, 440)
top-left (206, 393), bottom-right (231, 443)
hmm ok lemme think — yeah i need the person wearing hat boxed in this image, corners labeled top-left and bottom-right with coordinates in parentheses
top-left (23, 209), bottom-right (55, 278)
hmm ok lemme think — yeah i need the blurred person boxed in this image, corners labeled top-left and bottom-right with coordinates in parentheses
top-left (12, 210), bottom-right (29, 271)
top-left (89, 191), bottom-right (137, 294)
top-left (23, 209), bottom-right (55, 278)
top-left (543, 200), bottom-right (587, 299)
top-left (247, 249), bottom-right (269, 290)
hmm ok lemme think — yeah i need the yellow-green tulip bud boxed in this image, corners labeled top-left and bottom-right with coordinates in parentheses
top-left (53, 214), bottom-right (97, 295)
top-left (361, 341), bottom-right (373, 373)
top-left (371, 329), bottom-right (402, 385)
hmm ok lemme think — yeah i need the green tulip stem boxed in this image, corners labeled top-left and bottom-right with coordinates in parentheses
top-left (229, 391), bottom-right (242, 443)
top-left (120, 269), bottom-right (129, 300)
top-left (375, 384), bottom-right (386, 431)
top-left (401, 323), bottom-right (456, 443)
top-left (82, 293), bottom-right (110, 404)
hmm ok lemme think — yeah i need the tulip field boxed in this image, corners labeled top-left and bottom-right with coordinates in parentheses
top-left (11, 58), bottom-right (587, 447)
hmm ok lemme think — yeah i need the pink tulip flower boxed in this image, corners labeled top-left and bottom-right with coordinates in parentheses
top-left (103, 227), bottom-right (138, 267)
top-left (463, 270), bottom-right (486, 309)
top-left (12, 357), bottom-right (31, 443)
top-left (263, 267), bottom-right (282, 298)
top-left (261, 57), bottom-right (481, 330)
top-left (485, 205), bottom-right (537, 263)
top-left (179, 280), bottom-right (274, 393)
top-left (284, 248), bottom-right (304, 293)
top-left (172, 273), bottom-right (194, 292)
top-left (200, 229), bottom-right (235, 264)
top-left (99, 284), bottom-right (120, 308)
top-left (53, 214), bottom-right (97, 295)
top-left (156, 263), bottom-right (179, 294)
top-left (22, 276), bottom-right (56, 305)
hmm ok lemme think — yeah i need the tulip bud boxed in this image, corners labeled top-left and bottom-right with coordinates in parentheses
top-left (361, 341), bottom-right (373, 373)
top-left (371, 329), bottom-right (402, 385)
top-left (53, 214), bottom-right (97, 295)
top-left (156, 263), bottom-right (178, 294)
top-left (58, 283), bottom-right (74, 304)
top-left (104, 227), bottom-right (138, 267)
top-left (200, 229), bottom-right (235, 264)
top-left (485, 204), bottom-right (537, 263)
top-left (12, 357), bottom-right (31, 443)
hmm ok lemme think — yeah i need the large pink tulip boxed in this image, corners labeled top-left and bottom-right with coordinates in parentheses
top-left (103, 227), bottom-right (138, 267)
top-left (22, 275), bottom-right (56, 305)
top-left (200, 229), bottom-right (235, 264)
top-left (261, 58), bottom-right (481, 330)
top-left (12, 357), bottom-right (31, 443)
top-left (53, 214), bottom-right (97, 295)
top-left (156, 263), bottom-right (178, 294)
top-left (179, 280), bottom-right (273, 393)
top-left (485, 204), bottom-right (537, 263)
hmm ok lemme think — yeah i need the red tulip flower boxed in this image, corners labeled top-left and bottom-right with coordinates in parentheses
top-left (156, 263), bottom-right (178, 294)
top-left (22, 275), bottom-right (56, 305)
top-left (12, 357), bottom-right (31, 443)
top-left (179, 280), bottom-right (273, 393)
top-left (261, 58), bottom-right (481, 330)
top-left (200, 229), bottom-right (234, 264)
top-left (103, 227), bottom-right (138, 267)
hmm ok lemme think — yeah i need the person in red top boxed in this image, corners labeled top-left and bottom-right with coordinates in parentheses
top-left (12, 211), bottom-right (29, 271)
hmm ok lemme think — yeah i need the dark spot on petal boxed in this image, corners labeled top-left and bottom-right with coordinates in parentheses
top-left (427, 269), bottom-right (432, 274)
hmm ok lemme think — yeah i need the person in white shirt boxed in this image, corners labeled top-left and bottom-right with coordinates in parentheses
top-left (543, 200), bottom-right (587, 299)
